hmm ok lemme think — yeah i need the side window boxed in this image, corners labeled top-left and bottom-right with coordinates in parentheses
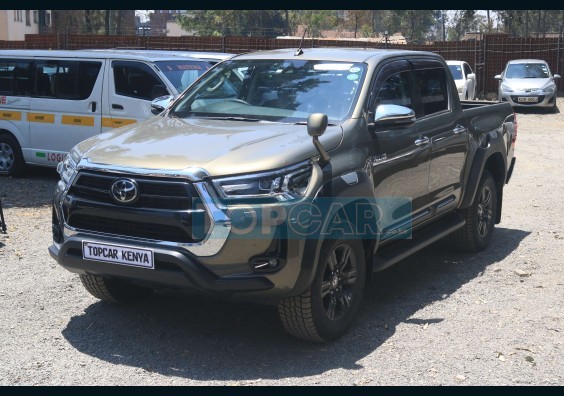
top-left (374, 71), bottom-right (413, 110)
top-left (32, 60), bottom-right (101, 100)
top-left (413, 67), bottom-right (449, 117)
top-left (0, 58), bottom-right (32, 96)
top-left (113, 61), bottom-right (165, 100)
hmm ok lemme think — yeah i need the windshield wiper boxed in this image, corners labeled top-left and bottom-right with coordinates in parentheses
top-left (203, 116), bottom-right (262, 122)
top-left (292, 121), bottom-right (338, 126)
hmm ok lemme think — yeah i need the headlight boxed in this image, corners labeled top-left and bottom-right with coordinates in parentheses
top-left (56, 149), bottom-right (79, 186)
top-left (212, 163), bottom-right (312, 202)
top-left (542, 84), bottom-right (555, 93)
top-left (501, 84), bottom-right (514, 93)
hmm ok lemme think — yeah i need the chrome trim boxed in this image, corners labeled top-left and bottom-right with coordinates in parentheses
top-left (77, 160), bottom-right (211, 181)
top-left (61, 178), bottom-right (232, 257)
top-left (340, 172), bottom-right (359, 185)
top-left (453, 125), bottom-right (467, 135)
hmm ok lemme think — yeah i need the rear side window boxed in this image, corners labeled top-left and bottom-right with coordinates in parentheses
top-left (413, 67), bottom-right (449, 116)
top-left (32, 60), bottom-right (102, 100)
top-left (0, 58), bottom-right (33, 96)
top-left (112, 61), bottom-right (166, 100)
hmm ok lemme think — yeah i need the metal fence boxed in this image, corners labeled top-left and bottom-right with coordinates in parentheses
top-left (1, 33), bottom-right (563, 96)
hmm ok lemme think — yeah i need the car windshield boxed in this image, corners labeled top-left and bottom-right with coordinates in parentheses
top-left (169, 59), bottom-right (367, 123)
top-left (505, 63), bottom-right (550, 79)
top-left (448, 64), bottom-right (463, 80)
top-left (155, 60), bottom-right (214, 93)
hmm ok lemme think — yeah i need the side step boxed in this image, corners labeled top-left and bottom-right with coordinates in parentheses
top-left (372, 213), bottom-right (465, 272)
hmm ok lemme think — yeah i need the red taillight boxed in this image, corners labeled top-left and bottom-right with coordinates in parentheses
top-left (512, 112), bottom-right (517, 147)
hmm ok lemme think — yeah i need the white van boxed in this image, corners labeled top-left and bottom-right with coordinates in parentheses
top-left (0, 49), bottom-right (224, 176)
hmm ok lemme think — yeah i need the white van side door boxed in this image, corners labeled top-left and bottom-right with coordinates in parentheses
top-left (28, 58), bottom-right (104, 166)
top-left (105, 60), bottom-right (171, 129)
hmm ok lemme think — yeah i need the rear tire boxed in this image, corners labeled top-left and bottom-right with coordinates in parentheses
top-left (79, 274), bottom-right (153, 303)
top-left (278, 237), bottom-right (365, 342)
top-left (0, 134), bottom-right (25, 177)
top-left (451, 170), bottom-right (498, 252)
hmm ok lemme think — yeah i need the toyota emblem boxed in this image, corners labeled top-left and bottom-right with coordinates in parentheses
top-left (110, 179), bottom-right (139, 203)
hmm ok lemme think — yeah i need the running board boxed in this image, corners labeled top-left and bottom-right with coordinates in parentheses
top-left (372, 213), bottom-right (466, 272)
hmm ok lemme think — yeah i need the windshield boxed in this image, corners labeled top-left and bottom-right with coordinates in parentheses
top-left (505, 63), bottom-right (550, 79)
top-left (448, 64), bottom-right (463, 80)
top-left (169, 59), bottom-right (367, 123)
top-left (155, 60), bottom-right (214, 93)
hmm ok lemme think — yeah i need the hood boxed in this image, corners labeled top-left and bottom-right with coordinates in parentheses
top-left (502, 77), bottom-right (553, 90)
top-left (77, 116), bottom-right (343, 177)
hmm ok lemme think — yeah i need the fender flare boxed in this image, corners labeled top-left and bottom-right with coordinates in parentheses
top-left (289, 168), bottom-right (379, 297)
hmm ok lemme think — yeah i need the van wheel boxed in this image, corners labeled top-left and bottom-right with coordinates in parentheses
top-left (79, 274), bottom-right (153, 303)
top-left (451, 170), bottom-right (498, 252)
top-left (278, 237), bottom-right (365, 342)
top-left (0, 134), bottom-right (25, 177)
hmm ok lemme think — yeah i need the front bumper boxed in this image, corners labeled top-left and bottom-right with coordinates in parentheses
top-left (49, 236), bottom-right (275, 296)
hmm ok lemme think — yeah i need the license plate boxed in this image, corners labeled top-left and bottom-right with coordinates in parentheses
top-left (517, 97), bottom-right (538, 103)
top-left (83, 241), bottom-right (154, 269)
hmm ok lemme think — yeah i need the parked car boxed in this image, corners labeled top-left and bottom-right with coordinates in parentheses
top-left (495, 59), bottom-right (560, 111)
top-left (446, 60), bottom-right (476, 100)
top-left (50, 48), bottom-right (517, 342)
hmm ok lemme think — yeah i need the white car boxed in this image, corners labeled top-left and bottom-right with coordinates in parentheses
top-left (446, 60), bottom-right (476, 100)
top-left (494, 59), bottom-right (560, 111)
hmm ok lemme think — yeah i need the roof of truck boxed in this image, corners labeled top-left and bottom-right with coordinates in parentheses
top-left (232, 47), bottom-right (442, 63)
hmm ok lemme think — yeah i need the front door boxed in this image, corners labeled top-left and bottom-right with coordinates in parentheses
top-left (368, 60), bottom-right (430, 240)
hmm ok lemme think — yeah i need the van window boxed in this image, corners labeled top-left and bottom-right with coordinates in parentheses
top-left (155, 60), bottom-right (212, 93)
top-left (113, 61), bottom-right (166, 100)
top-left (32, 60), bottom-right (102, 100)
top-left (0, 59), bottom-right (32, 96)
top-left (413, 67), bottom-right (449, 116)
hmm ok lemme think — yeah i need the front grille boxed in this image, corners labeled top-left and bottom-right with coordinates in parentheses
top-left (71, 214), bottom-right (191, 243)
top-left (64, 171), bottom-right (209, 243)
top-left (69, 172), bottom-right (200, 210)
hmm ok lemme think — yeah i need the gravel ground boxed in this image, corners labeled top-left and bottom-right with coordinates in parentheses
top-left (0, 98), bottom-right (562, 386)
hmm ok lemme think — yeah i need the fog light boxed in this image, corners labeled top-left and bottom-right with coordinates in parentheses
top-left (250, 256), bottom-right (281, 272)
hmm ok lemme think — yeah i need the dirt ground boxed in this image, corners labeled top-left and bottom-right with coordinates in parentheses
top-left (0, 98), bottom-right (562, 386)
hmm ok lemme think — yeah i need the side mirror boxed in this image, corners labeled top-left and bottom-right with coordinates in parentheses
top-left (467, 73), bottom-right (476, 80)
top-left (307, 113), bottom-right (330, 165)
top-left (150, 95), bottom-right (174, 115)
top-left (307, 113), bottom-right (328, 137)
top-left (554, 74), bottom-right (561, 80)
top-left (369, 104), bottom-right (416, 130)
top-left (494, 74), bottom-right (502, 80)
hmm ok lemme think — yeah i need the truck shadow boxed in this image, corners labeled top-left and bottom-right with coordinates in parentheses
top-left (62, 227), bottom-right (530, 381)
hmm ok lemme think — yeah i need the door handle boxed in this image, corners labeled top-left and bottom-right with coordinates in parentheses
top-left (453, 125), bottom-right (467, 135)
top-left (112, 104), bottom-right (124, 110)
top-left (90, 101), bottom-right (97, 112)
top-left (414, 136), bottom-right (430, 146)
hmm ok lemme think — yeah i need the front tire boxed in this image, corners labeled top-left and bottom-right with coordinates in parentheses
top-left (451, 170), bottom-right (498, 252)
top-left (278, 237), bottom-right (366, 342)
top-left (0, 134), bottom-right (25, 177)
top-left (79, 274), bottom-right (153, 303)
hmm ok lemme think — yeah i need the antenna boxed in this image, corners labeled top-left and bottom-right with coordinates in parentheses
top-left (295, 27), bottom-right (308, 56)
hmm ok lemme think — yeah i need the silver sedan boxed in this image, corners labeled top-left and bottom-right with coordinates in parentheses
top-left (495, 59), bottom-right (560, 111)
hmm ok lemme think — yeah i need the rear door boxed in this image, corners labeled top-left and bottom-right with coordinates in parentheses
top-left (28, 58), bottom-right (104, 165)
top-left (409, 58), bottom-right (468, 213)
